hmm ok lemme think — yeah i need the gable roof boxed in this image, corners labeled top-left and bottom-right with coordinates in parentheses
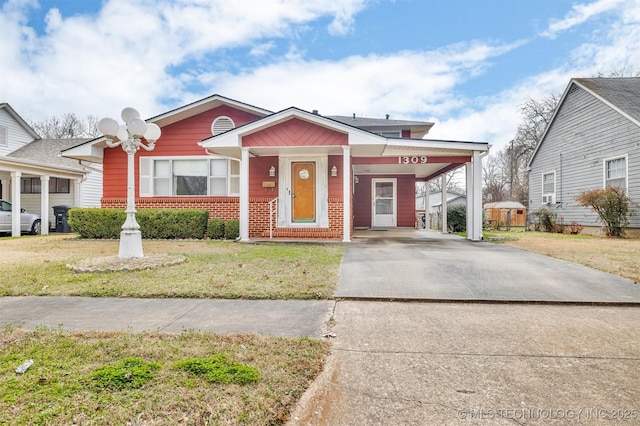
top-left (0, 103), bottom-right (40, 139)
top-left (327, 115), bottom-right (434, 138)
top-left (527, 77), bottom-right (640, 167)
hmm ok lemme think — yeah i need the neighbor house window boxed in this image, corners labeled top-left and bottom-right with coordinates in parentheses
top-left (0, 125), bottom-right (7, 147)
top-left (542, 171), bottom-right (555, 203)
top-left (604, 155), bottom-right (627, 190)
top-left (140, 157), bottom-right (240, 197)
top-left (21, 177), bottom-right (70, 194)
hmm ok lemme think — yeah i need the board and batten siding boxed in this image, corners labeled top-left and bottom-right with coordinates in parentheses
top-left (0, 109), bottom-right (35, 156)
top-left (529, 85), bottom-right (640, 228)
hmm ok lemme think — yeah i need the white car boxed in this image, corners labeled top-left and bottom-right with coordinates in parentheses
top-left (0, 200), bottom-right (42, 235)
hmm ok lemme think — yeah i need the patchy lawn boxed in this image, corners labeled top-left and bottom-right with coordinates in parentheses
top-left (0, 326), bottom-right (329, 425)
top-left (484, 230), bottom-right (640, 283)
top-left (0, 235), bottom-right (344, 299)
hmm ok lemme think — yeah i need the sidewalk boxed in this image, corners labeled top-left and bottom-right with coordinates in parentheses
top-left (0, 296), bottom-right (334, 337)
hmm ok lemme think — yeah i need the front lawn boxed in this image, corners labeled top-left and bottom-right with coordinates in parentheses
top-left (484, 230), bottom-right (640, 283)
top-left (0, 235), bottom-right (344, 299)
top-left (1, 326), bottom-right (329, 425)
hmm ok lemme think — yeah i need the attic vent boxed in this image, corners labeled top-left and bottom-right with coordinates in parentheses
top-left (568, 84), bottom-right (581, 95)
top-left (0, 125), bottom-right (7, 147)
top-left (211, 116), bottom-right (235, 135)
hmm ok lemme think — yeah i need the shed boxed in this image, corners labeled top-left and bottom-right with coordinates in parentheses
top-left (484, 201), bottom-right (527, 229)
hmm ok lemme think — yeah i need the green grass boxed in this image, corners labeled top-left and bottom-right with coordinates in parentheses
top-left (0, 326), bottom-right (330, 425)
top-left (0, 239), bottom-right (344, 299)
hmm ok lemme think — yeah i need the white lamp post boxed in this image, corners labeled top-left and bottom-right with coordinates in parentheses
top-left (98, 107), bottom-right (161, 259)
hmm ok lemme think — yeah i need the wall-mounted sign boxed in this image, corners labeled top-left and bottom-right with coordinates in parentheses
top-left (398, 156), bottom-right (428, 164)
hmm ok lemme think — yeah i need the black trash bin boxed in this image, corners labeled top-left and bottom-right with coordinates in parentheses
top-left (53, 205), bottom-right (72, 233)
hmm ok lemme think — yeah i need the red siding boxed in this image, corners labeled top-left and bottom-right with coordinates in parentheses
top-left (328, 155), bottom-right (344, 197)
top-left (103, 105), bottom-right (262, 198)
top-left (353, 174), bottom-right (416, 228)
top-left (249, 157), bottom-right (278, 197)
top-left (243, 118), bottom-right (347, 147)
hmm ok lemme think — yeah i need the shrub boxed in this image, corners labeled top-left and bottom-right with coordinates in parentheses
top-left (68, 208), bottom-right (209, 239)
top-left (208, 218), bottom-right (225, 240)
top-left (576, 187), bottom-right (630, 237)
top-left (531, 208), bottom-right (557, 232)
top-left (568, 221), bottom-right (583, 235)
top-left (92, 357), bottom-right (162, 390)
top-left (447, 204), bottom-right (466, 232)
top-left (225, 219), bottom-right (240, 240)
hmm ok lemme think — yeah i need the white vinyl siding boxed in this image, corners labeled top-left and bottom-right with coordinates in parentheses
top-left (140, 157), bottom-right (240, 197)
top-left (604, 155), bottom-right (627, 190)
top-left (0, 125), bottom-right (7, 147)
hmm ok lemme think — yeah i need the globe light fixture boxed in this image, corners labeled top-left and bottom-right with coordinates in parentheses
top-left (98, 107), bottom-right (161, 258)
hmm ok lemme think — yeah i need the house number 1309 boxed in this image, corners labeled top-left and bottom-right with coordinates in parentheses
top-left (398, 156), bottom-right (428, 164)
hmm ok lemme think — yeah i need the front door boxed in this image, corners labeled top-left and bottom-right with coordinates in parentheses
top-left (292, 162), bottom-right (316, 222)
top-left (372, 179), bottom-right (396, 227)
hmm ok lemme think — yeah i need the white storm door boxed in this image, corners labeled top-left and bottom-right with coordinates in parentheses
top-left (372, 178), bottom-right (396, 227)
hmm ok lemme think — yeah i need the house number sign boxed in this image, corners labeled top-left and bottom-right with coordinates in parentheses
top-left (398, 156), bottom-right (428, 164)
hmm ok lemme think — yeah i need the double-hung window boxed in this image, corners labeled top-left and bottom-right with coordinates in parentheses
top-left (140, 157), bottom-right (240, 196)
top-left (604, 155), bottom-right (627, 190)
top-left (542, 171), bottom-right (555, 203)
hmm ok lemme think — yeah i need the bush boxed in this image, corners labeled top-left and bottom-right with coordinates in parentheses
top-left (447, 204), bottom-right (466, 232)
top-left (225, 219), bottom-right (240, 240)
top-left (208, 218), bottom-right (225, 239)
top-left (531, 208), bottom-right (556, 232)
top-left (576, 187), bottom-right (631, 237)
top-left (68, 208), bottom-right (209, 239)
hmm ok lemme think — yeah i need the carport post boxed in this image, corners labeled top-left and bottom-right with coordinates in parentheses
top-left (471, 150), bottom-right (483, 241)
top-left (10, 171), bottom-right (21, 237)
top-left (441, 174), bottom-right (448, 234)
top-left (40, 175), bottom-right (49, 235)
top-left (342, 146), bottom-right (351, 242)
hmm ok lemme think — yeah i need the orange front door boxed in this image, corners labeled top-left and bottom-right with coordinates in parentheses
top-left (292, 162), bottom-right (315, 222)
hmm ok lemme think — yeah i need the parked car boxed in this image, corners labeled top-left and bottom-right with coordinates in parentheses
top-left (0, 200), bottom-right (42, 235)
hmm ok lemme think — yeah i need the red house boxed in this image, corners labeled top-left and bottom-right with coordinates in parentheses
top-left (63, 95), bottom-right (488, 241)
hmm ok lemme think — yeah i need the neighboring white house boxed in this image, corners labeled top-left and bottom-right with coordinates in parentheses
top-left (0, 103), bottom-right (102, 236)
top-left (527, 77), bottom-right (640, 236)
top-left (419, 190), bottom-right (466, 229)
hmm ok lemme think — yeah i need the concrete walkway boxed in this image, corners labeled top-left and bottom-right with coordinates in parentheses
top-left (0, 297), bottom-right (334, 337)
top-left (337, 230), bottom-right (640, 304)
top-left (289, 301), bottom-right (640, 425)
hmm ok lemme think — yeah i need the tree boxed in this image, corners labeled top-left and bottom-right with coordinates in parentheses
top-left (27, 113), bottom-right (100, 138)
top-left (482, 151), bottom-right (508, 204)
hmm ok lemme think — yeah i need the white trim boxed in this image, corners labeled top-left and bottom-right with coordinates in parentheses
top-left (342, 146), bottom-right (351, 242)
top-left (239, 148), bottom-right (250, 241)
top-left (371, 178), bottom-right (397, 227)
top-left (603, 154), bottom-right (628, 192)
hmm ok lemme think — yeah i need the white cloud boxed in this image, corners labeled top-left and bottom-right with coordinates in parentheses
top-left (541, 0), bottom-right (624, 39)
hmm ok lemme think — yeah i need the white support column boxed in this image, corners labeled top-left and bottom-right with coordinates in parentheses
top-left (342, 146), bottom-right (351, 242)
top-left (465, 162), bottom-right (473, 240)
top-left (10, 171), bottom-right (21, 237)
top-left (471, 150), bottom-right (483, 241)
top-left (239, 147), bottom-right (250, 241)
top-left (40, 175), bottom-right (50, 235)
top-left (441, 174), bottom-right (448, 234)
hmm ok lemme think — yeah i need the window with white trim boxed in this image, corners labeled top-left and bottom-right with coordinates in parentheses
top-left (21, 177), bottom-right (70, 194)
top-left (140, 157), bottom-right (240, 197)
top-left (542, 171), bottom-right (555, 203)
top-left (0, 125), bottom-right (7, 147)
top-left (604, 156), bottom-right (627, 189)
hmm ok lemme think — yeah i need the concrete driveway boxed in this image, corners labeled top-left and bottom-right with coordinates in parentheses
top-left (336, 230), bottom-right (640, 304)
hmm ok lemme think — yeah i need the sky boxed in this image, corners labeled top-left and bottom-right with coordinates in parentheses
top-left (1, 0), bottom-right (639, 152)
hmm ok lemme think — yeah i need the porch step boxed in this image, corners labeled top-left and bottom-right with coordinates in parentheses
top-left (260, 227), bottom-right (342, 239)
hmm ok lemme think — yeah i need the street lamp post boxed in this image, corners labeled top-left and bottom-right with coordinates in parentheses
top-left (98, 107), bottom-right (161, 259)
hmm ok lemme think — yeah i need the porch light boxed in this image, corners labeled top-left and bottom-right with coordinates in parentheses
top-left (331, 165), bottom-right (338, 177)
top-left (269, 165), bottom-right (276, 177)
top-left (98, 107), bottom-right (161, 259)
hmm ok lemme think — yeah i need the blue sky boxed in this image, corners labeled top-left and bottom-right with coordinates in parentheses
top-left (1, 0), bottom-right (639, 152)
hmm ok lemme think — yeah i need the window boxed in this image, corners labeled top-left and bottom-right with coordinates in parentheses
top-left (0, 125), bottom-right (7, 147)
top-left (604, 156), bottom-right (627, 189)
top-left (142, 157), bottom-right (240, 197)
top-left (21, 177), bottom-right (70, 194)
top-left (542, 172), bottom-right (555, 203)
